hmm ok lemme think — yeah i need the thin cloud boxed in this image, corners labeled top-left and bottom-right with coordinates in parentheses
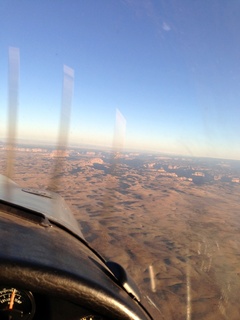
top-left (162, 22), bottom-right (171, 31)
top-left (122, 0), bottom-right (172, 37)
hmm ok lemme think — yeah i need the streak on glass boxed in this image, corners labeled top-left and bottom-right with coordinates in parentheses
top-left (49, 65), bottom-right (74, 191)
top-left (6, 47), bottom-right (20, 179)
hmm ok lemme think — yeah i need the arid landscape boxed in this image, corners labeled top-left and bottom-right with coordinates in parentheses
top-left (1, 145), bottom-right (240, 319)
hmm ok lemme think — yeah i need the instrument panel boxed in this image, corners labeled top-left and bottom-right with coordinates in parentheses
top-left (0, 286), bottom-right (106, 320)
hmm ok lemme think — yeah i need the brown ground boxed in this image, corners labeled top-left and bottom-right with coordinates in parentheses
top-left (1, 149), bottom-right (240, 319)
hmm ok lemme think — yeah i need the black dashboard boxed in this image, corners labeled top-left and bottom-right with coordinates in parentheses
top-left (0, 286), bottom-right (107, 319)
top-left (0, 176), bottom-right (153, 319)
top-left (0, 197), bottom-right (152, 320)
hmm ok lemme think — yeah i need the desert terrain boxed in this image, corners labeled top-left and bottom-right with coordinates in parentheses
top-left (1, 146), bottom-right (240, 319)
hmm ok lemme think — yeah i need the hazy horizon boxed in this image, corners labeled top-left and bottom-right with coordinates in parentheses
top-left (1, 137), bottom-right (240, 162)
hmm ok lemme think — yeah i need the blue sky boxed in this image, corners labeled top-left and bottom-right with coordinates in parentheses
top-left (1, 1), bottom-right (240, 159)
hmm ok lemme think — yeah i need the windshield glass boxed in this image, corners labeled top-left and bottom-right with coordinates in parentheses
top-left (1, 1), bottom-right (240, 319)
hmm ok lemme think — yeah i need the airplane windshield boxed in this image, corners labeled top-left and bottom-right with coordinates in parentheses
top-left (1, 1), bottom-right (240, 319)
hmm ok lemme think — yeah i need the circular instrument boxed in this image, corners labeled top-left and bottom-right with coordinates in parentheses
top-left (0, 287), bottom-right (35, 320)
